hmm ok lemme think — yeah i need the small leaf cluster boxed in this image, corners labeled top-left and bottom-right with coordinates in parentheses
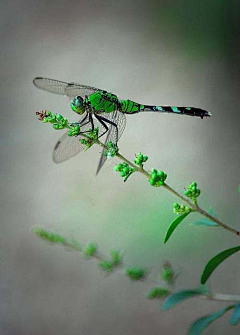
top-left (184, 182), bottom-right (201, 202)
top-left (104, 141), bottom-right (119, 158)
top-left (147, 262), bottom-right (175, 300)
top-left (134, 152), bottom-right (148, 168)
top-left (147, 287), bottom-right (170, 299)
top-left (42, 112), bottom-right (69, 130)
top-left (114, 162), bottom-right (136, 182)
top-left (126, 267), bottom-right (147, 281)
top-left (173, 203), bottom-right (191, 215)
top-left (99, 250), bottom-right (122, 273)
top-left (161, 261), bottom-right (175, 285)
top-left (33, 227), bottom-right (66, 245)
top-left (80, 128), bottom-right (99, 150)
top-left (67, 124), bottom-right (81, 136)
top-left (148, 169), bottom-right (167, 187)
top-left (83, 243), bottom-right (97, 258)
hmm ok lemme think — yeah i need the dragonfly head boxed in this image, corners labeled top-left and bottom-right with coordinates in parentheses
top-left (71, 96), bottom-right (85, 115)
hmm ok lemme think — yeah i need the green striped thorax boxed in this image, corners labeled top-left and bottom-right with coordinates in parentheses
top-left (88, 91), bottom-right (119, 113)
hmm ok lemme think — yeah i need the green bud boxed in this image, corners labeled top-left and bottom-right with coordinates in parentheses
top-left (158, 171), bottom-right (164, 178)
top-left (52, 123), bottom-right (63, 129)
top-left (173, 203), bottom-right (179, 208)
top-left (135, 159), bottom-right (140, 165)
top-left (151, 172), bottom-right (158, 181)
top-left (120, 171), bottom-right (126, 177)
top-left (56, 114), bottom-right (63, 121)
top-left (118, 164), bottom-right (123, 169)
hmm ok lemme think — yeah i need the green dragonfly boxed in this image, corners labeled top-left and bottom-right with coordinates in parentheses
top-left (33, 77), bottom-right (211, 174)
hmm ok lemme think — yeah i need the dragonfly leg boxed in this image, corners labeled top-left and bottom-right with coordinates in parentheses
top-left (95, 114), bottom-right (119, 140)
top-left (74, 113), bottom-right (94, 132)
top-left (94, 114), bottom-right (109, 138)
top-left (89, 113), bottom-right (94, 130)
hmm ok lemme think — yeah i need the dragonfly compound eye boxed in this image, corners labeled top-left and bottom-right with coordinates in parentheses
top-left (71, 96), bottom-right (85, 114)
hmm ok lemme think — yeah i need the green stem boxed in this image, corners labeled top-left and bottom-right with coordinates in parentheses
top-left (47, 234), bottom-right (240, 303)
top-left (94, 139), bottom-right (240, 237)
top-left (203, 292), bottom-right (240, 303)
top-left (38, 112), bottom-right (239, 237)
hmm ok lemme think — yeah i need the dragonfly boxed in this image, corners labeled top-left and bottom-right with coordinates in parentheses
top-left (33, 77), bottom-right (211, 174)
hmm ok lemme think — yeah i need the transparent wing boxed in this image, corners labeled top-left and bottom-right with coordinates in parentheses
top-left (101, 111), bottom-right (127, 143)
top-left (52, 113), bottom-right (89, 163)
top-left (52, 113), bottom-right (107, 164)
top-left (96, 111), bottom-right (126, 175)
top-left (33, 77), bottom-right (101, 98)
top-left (52, 132), bottom-right (85, 163)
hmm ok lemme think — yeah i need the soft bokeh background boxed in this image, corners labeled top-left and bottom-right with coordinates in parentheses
top-left (1, 0), bottom-right (240, 334)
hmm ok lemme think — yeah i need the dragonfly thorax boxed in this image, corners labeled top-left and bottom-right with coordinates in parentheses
top-left (87, 90), bottom-right (119, 114)
top-left (70, 96), bottom-right (86, 115)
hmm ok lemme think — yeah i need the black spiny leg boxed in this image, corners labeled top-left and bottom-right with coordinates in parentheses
top-left (95, 114), bottom-right (119, 140)
top-left (89, 113), bottom-right (94, 131)
top-left (94, 114), bottom-right (109, 138)
top-left (73, 113), bottom-right (93, 135)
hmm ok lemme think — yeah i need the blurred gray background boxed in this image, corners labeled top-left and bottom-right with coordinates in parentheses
top-left (1, 0), bottom-right (240, 334)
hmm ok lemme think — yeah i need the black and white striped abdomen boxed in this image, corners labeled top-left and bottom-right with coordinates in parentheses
top-left (143, 105), bottom-right (211, 119)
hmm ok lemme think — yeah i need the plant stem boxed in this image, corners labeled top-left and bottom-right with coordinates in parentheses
top-left (45, 233), bottom-right (240, 304)
top-left (95, 139), bottom-right (240, 237)
top-left (203, 292), bottom-right (240, 303)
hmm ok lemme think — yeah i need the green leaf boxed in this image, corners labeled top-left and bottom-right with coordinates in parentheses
top-left (161, 287), bottom-right (206, 311)
top-left (147, 287), bottom-right (170, 299)
top-left (193, 208), bottom-right (218, 227)
top-left (164, 212), bottom-right (190, 243)
top-left (189, 305), bottom-right (235, 335)
top-left (201, 246), bottom-right (240, 284)
top-left (230, 302), bottom-right (240, 326)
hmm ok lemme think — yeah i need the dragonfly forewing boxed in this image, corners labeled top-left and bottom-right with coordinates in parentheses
top-left (33, 77), bottom-right (101, 99)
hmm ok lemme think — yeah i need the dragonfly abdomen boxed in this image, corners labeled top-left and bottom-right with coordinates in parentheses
top-left (120, 100), bottom-right (145, 114)
top-left (143, 105), bottom-right (211, 118)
